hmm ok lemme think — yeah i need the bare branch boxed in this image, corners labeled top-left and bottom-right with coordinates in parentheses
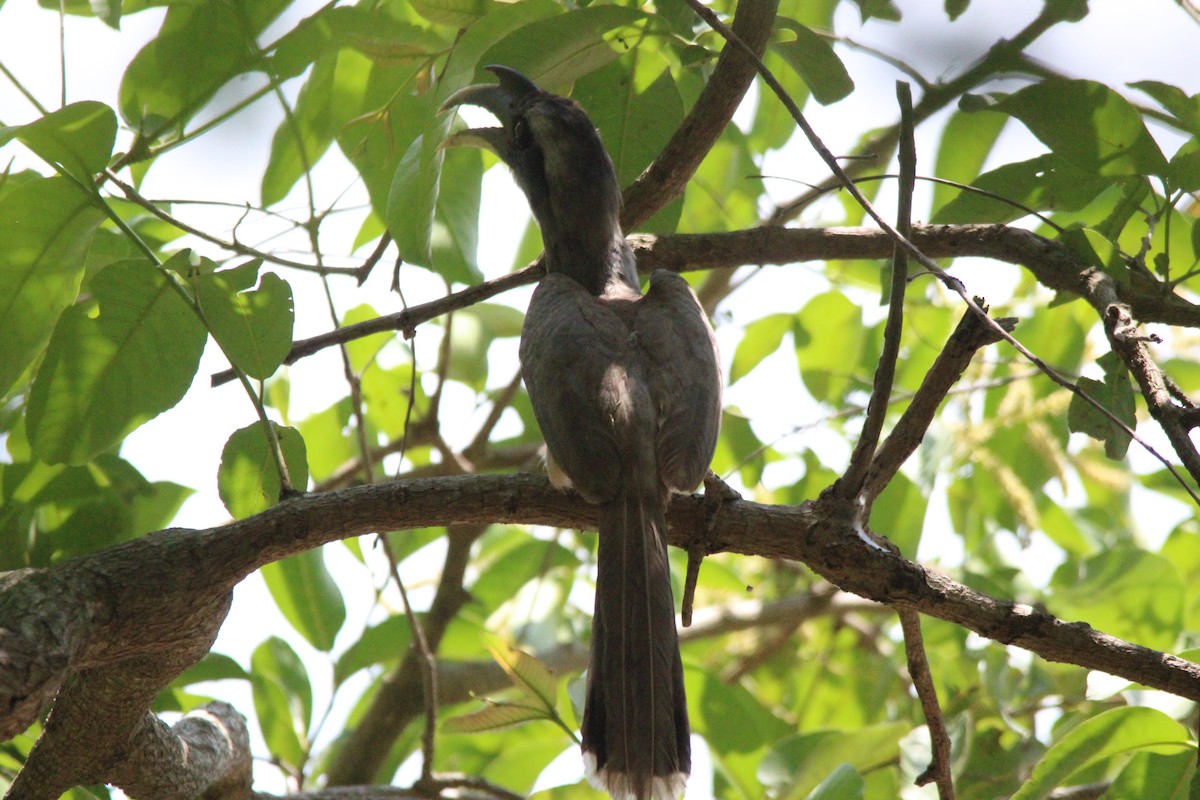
top-left (863, 303), bottom-right (1016, 504)
top-left (837, 81), bottom-right (916, 501)
top-left (8, 472), bottom-right (1200, 794)
top-left (899, 611), bottom-right (955, 799)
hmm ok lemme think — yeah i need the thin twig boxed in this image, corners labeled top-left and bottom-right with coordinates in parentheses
top-left (104, 171), bottom-right (359, 275)
top-left (0, 60), bottom-right (49, 115)
top-left (210, 263), bottom-right (542, 387)
top-left (464, 370), bottom-right (524, 458)
top-left (899, 611), bottom-right (956, 799)
top-left (382, 539), bottom-right (439, 785)
top-left (837, 82), bottom-right (916, 501)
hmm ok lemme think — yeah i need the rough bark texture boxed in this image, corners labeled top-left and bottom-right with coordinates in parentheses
top-left (8, 214), bottom-right (1200, 797)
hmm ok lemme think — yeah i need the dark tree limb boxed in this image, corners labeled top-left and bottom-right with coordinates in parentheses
top-left (7, 460), bottom-right (1200, 797)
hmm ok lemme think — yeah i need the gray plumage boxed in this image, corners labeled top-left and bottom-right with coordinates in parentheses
top-left (442, 66), bottom-right (722, 800)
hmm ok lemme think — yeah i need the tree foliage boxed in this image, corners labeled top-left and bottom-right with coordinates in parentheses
top-left (2, 0), bottom-right (1200, 798)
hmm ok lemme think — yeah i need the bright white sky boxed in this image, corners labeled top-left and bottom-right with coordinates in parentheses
top-left (2, 0), bottom-right (1199, 794)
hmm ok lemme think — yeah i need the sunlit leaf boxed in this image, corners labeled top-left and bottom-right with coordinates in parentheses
top-left (1, 101), bottom-right (117, 185)
top-left (760, 723), bottom-right (908, 800)
top-left (1067, 352), bottom-right (1136, 460)
top-left (194, 259), bottom-right (295, 381)
top-left (773, 18), bottom-right (854, 105)
top-left (992, 79), bottom-right (1168, 177)
top-left (262, 548), bottom-right (346, 652)
top-left (444, 701), bottom-right (550, 733)
top-left (0, 177), bottom-right (105, 397)
top-left (334, 615), bottom-right (412, 685)
top-left (805, 764), bottom-right (864, 800)
top-left (1049, 547), bottom-right (1183, 652)
top-left (730, 315), bottom-right (793, 386)
top-left (217, 422), bottom-right (309, 518)
top-left (795, 291), bottom-right (866, 405)
top-left (119, 0), bottom-right (290, 137)
top-left (26, 258), bottom-right (206, 465)
top-left (480, 5), bottom-right (646, 91)
top-left (250, 636), bottom-right (312, 768)
top-left (487, 638), bottom-right (558, 711)
top-left (1011, 707), bottom-right (1192, 800)
top-left (388, 116), bottom-right (450, 269)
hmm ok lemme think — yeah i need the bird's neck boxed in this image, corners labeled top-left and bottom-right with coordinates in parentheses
top-left (541, 214), bottom-right (639, 297)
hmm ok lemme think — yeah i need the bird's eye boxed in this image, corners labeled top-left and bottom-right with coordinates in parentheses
top-left (512, 118), bottom-right (531, 150)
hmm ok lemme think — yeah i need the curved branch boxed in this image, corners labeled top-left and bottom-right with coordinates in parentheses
top-left (7, 464), bottom-right (1200, 796)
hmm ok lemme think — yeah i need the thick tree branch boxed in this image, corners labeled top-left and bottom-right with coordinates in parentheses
top-left (7, 465), bottom-right (1200, 796)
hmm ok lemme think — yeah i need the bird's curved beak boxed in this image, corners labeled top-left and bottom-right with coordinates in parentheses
top-left (438, 65), bottom-right (540, 157)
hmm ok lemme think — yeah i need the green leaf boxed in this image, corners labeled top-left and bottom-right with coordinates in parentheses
top-left (487, 638), bottom-right (558, 712)
top-left (261, 56), bottom-right (339, 207)
top-left (119, 0), bottom-right (291, 137)
top-left (261, 548), bottom-right (347, 652)
top-left (1131, 80), bottom-right (1200, 136)
top-left (931, 108), bottom-right (1007, 217)
top-left (760, 723), bottom-right (908, 800)
top-left (250, 636), bottom-right (312, 768)
top-left (437, 0), bottom-right (561, 98)
top-left (217, 422), bottom-right (309, 518)
top-left (851, 0), bottom-right (901, 22)
top-left (869, 471), bottom-right (928, 557)
top-left (993, 79), bottom-right (1167, 177)
top-left (334, 614), bottom-right (412, 685)
top-left (795, 291), bottom-right (866, 404)
top-left (693, 668), bottom-right (792, 755)
top-left (26, 259), bottom-right (206, 465)
top-left (1166, 135), bottom-right (1200, 192)
top-left (296, 400), bottom-right (355, 482)
top-left (774, 19), bottom-right (854, 105)
top-left (1059, 227), bottom-right (1130, 285)
top-left (1011, 707), bottom-right (1192, 800)
top-left (575, 54), bottom-right (685, 234)
top-left (480, 5), bottom-right (647, 91)
top-left (471, 538), bottom-right (579, 613)
top-left (730, 313), bottom-right (793, 385)
top-left (806, 764), bottom-right (864, 800)
top-left (1049, 547), bottom-right (1183, 651)
top-left (933, 153), bottom-right (1112, 224)
top-left (410, 0), bottom-right (491, 27)
top-left (1107, 750), bottom-right (1194, 800)
top-left (443, 700), bottom-right (550, 733)
top-left (431, 147), bottom-right (484, 284)
top-left (944, 0), bottom-right (970, 21)
top-left (387, 115), bottom-right (450, 269)
top-left (1, 101), bottom-right (118, 185)
top-left (195, 259), bottom-right (295, 381)
top-left (0, 177), bottom-right (106, 397)
top-left (173, 652), bottom-right (250, 687)
top-left (1067, 352), bottom-right (1135, 460)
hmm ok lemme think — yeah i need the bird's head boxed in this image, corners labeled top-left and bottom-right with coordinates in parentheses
top-left (440, 66), bottom-right (634, 294)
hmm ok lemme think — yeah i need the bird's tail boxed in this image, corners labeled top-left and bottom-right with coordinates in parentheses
top-left (583, 490), bottom-right (689, 800)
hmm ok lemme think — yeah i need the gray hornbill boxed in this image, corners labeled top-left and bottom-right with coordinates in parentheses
top-left (441, 66), bottom-right (722, 800)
